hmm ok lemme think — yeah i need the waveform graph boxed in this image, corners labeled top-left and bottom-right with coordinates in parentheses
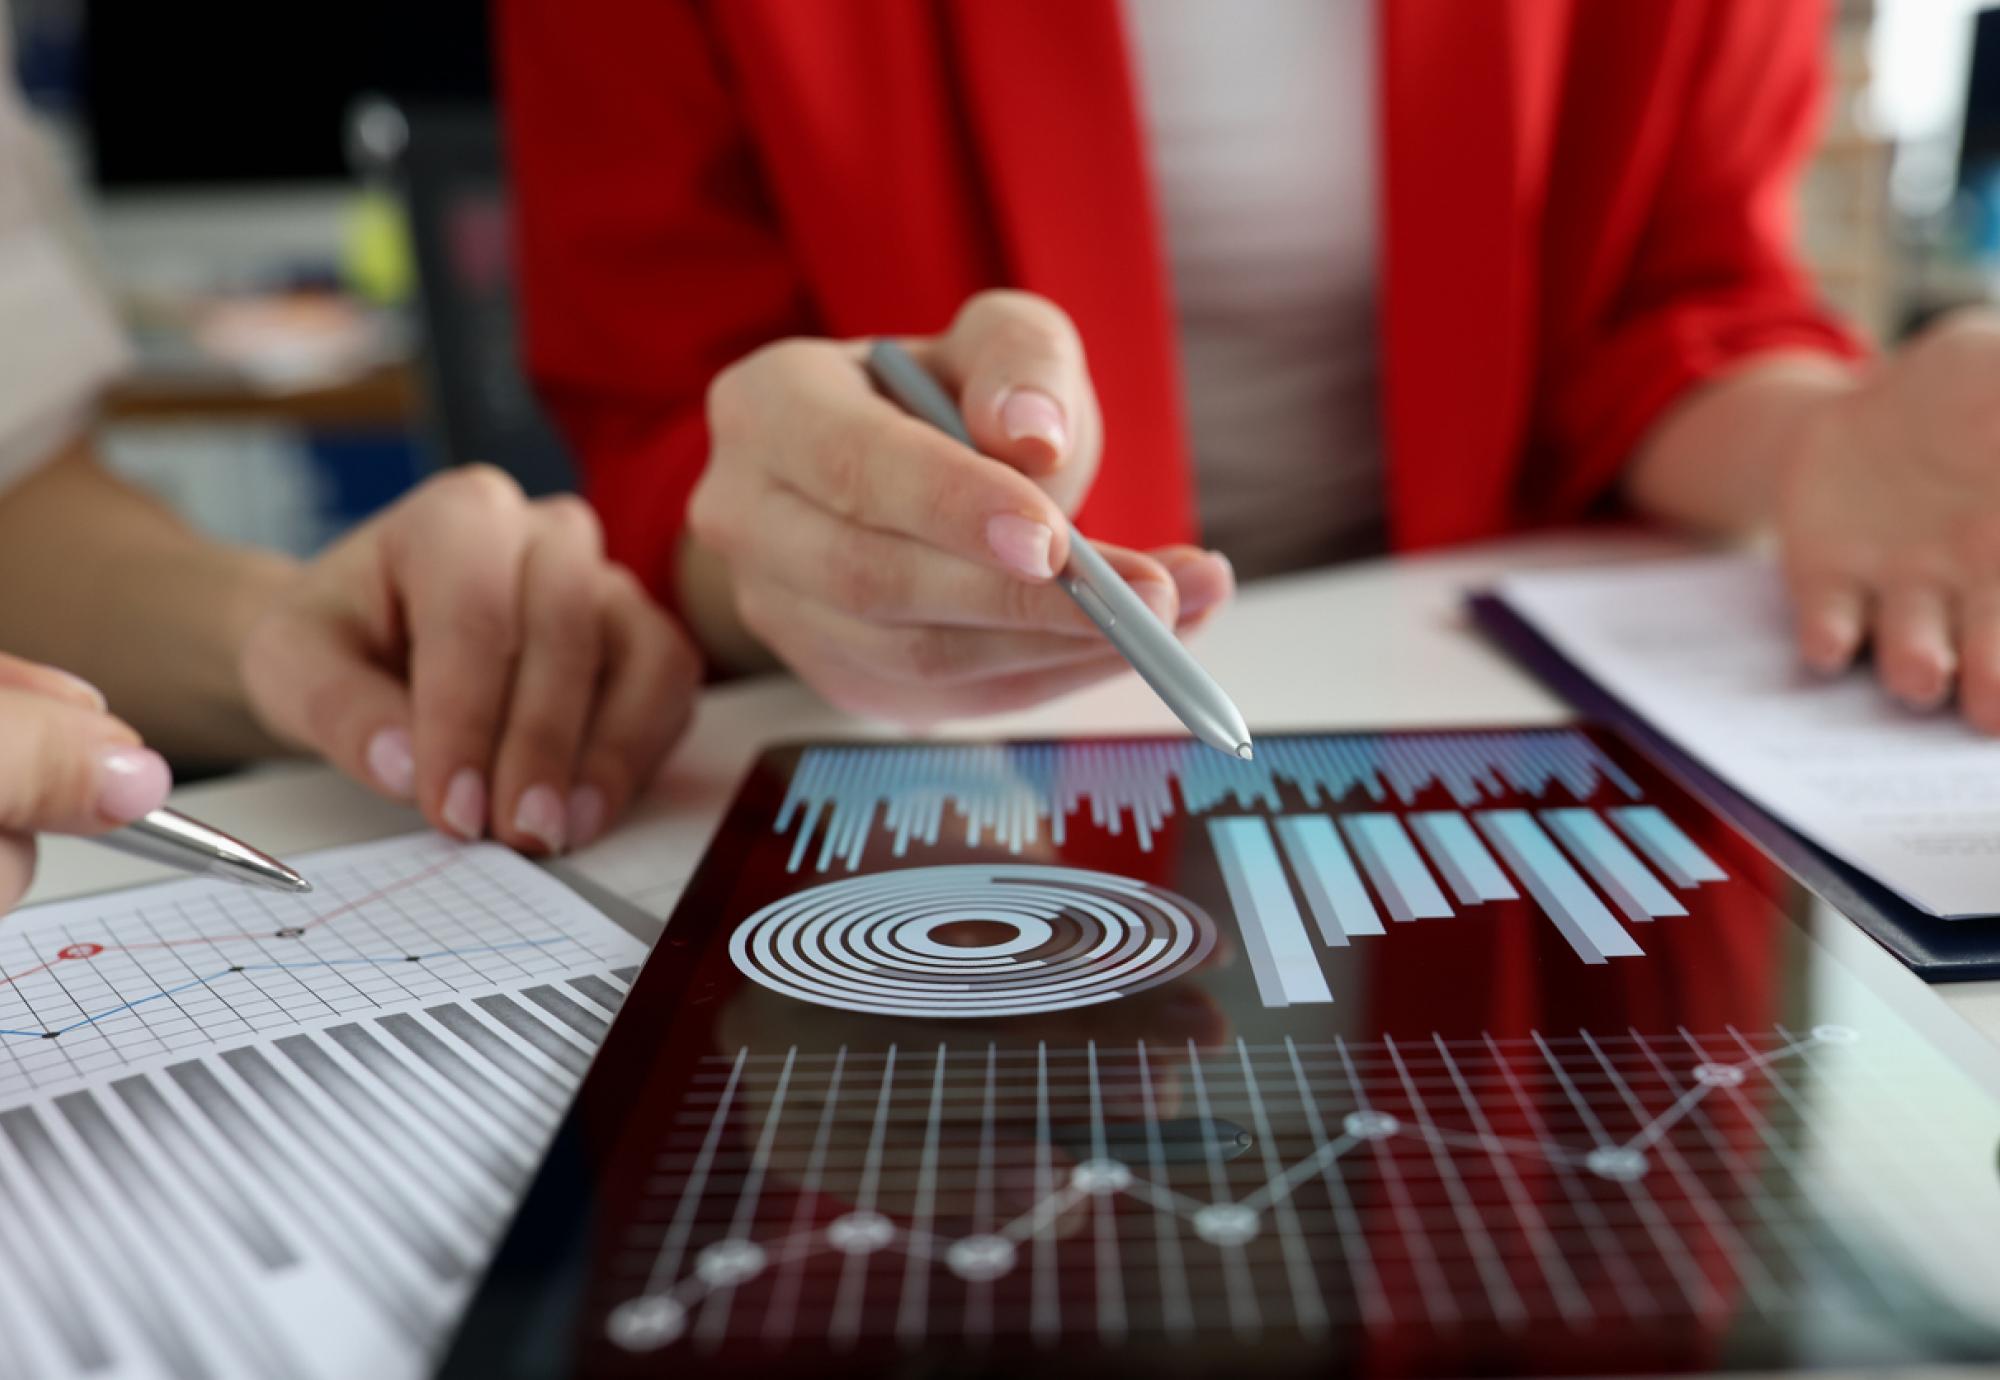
top-left (593, 1021), bottom-right (2000, 1365)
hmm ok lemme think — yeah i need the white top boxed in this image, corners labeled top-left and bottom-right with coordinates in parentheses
top-left (0, 4), bottom-right (128, 493)
top-left (1121, 0), bottom-right (1384, 579)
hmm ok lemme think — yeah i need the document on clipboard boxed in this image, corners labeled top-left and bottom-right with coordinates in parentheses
top-left (1486, 553), bottom-right (2000, 921)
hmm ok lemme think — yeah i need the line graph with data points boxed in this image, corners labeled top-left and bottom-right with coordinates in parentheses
top-left (0, 838), bottom-right (631, 1101)
top-left (600, 1022), bottom-right (2000, 1353)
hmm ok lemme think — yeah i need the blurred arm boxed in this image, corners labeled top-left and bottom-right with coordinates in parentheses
top-left (1538, 0), bottom-right (1865, 527)
top-left (0, 439), bottom-right (295, 764)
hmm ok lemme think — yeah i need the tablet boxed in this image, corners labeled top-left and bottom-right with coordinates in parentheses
top-left (438, 728), bottom-right (2000, 1377)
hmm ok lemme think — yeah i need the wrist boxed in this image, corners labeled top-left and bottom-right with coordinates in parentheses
top-left (1627, 353), bottom-right (1862, 536)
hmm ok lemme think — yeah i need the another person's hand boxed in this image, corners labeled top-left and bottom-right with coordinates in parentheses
top-left (1779, 310), bottom-right (2000, 729)
top-left (240, 467), bottom-right (701, 854)
top-left (685, 290), bottom-right (1236, 724)
top-left (0, 654), bottom-right (172, 910)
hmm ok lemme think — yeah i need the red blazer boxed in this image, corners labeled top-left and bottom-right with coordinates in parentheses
top-left (499, 0), bottom-right (1861, 609)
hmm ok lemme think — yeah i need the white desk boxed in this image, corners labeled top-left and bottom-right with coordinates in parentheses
top-left (29, 529), bottom-right (2000, 1048)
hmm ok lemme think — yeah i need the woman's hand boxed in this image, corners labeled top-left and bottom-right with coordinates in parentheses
top-left (684, 290), bottom-right (1235, 724)
top-left (1778, 310), bottom-right (2000, 729)
top-left (240, 467), bottom-right (702, 854)
top-left (0, 654), bottom-right (173, 910)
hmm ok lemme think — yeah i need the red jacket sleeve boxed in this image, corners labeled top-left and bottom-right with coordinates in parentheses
top-left (497, 0), bottom-right (814, 612)
top-left (1536, 0), bottom-right (1866, 520)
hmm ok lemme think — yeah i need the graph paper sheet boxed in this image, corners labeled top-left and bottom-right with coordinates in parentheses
top-left (444, 729), bottom-right (2000, 1378)
top-left (0, 832), bottom-right (646, 1380)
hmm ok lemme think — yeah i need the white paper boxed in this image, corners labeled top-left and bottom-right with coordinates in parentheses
top-left (0, 833), bottom-right (648, 1380)
top-left (1496, 554), bottom-right (2000, 920)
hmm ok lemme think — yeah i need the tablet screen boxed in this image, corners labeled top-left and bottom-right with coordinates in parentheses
top-left (440, 728), bottom-right (2000, 1377)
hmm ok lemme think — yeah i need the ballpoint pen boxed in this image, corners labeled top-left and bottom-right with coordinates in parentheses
top-left (97, 808), bottom-right (313, 894)
top-left (864, 339), bottom-right (1254, 759)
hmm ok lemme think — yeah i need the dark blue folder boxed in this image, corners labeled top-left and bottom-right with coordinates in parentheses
top-left (1469, 591), bottom-right (2000, 981)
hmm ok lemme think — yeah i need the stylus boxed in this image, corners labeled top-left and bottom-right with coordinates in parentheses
top-left (865, 340), bottom-right (1255, 760)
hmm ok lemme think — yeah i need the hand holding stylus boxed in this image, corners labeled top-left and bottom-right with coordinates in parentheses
top-left (683, 291), bottom-right (1237, 724)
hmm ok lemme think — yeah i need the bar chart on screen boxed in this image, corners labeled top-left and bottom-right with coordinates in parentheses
top-left (0, 835), bottom-right (647, 1380)
top-left (770, 732), bottom-right (1732, 1011)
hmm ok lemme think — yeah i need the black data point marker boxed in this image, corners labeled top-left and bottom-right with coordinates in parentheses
top-left (40, 1032), bottom-right (57, 1039)
top-left (274, 928), bottom-right (304, 939)
top-left (229, 966), bottom-right (246, 974)
top-left (405, 956), bottom-right (422, 963)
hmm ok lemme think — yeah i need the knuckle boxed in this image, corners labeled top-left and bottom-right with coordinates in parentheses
top-left (433, 463), bottom-right (525, 516)
top-left (962, 289), bottom-right (1081, 356)
top-left (816, 422), bottom-right (877, 519)
top-left (709, 338), bottom-right (814, 436)
top-left (887, 627), bottom-right (961, 683)
top-left (997, 572), bottom-right (1054, 630)
top-left (24, 725), bottom-right (95, 822)
top-left (506, 712), bottom-right (579, 772)
top-left (297, 675), bottom-right (354, 755)
top-left (602, 562), bottom-right (652, 609)
top-left (824, 539), bottom-right (900, 619)
top-left (533, 493), bottom-right (603, 552)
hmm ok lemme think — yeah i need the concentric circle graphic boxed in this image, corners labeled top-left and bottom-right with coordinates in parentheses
top-left (729, 865), bottom-right (1218, 1018)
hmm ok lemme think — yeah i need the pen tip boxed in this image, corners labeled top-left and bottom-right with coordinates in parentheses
top-left (1235, 742), bottom-right (1254, 761)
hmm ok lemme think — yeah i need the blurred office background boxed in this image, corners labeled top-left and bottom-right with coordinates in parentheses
top-left (4, 0), bottom-right (1999, 559)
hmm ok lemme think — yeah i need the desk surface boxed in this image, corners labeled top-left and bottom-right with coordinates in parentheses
top-left (30, 528), bottom-right (2000, 1050)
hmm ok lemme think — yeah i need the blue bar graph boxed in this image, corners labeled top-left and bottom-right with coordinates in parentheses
top-left (1207, 818), bottom-right (1333, 1006)
top-left (1475, 811), bottom-right (1645, 964)
top-left (1339, 814), bottom-right (1452, 921)
top-left (766, 735), bottom-right (1739, 1010)
top-left (1409, 811), bottom-right (1518, 906)
top-left (1274, 815), bottom-right (1384, 945)
top-left (1608, 806), bottom-right (1727, 888)
top-left (1543, 809), bottom-right (1687, 924)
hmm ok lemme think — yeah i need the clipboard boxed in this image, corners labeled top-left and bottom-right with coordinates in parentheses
top-left (1469, 590), bottom-right (2000, 981)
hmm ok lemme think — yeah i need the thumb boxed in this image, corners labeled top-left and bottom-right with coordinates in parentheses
top-left (937, 290), bottom-right (1095, 480)
top-left (0, 685), bottom-right (172, 835)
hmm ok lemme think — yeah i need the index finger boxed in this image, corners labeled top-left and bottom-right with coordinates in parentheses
top-left (712, 342), bottom-right (1073, 581)
top-left (386, 467), bottom-right (532, 839)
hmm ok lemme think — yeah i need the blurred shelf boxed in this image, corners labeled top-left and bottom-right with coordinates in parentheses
top-left (103, 361), bottom-right (417, 429)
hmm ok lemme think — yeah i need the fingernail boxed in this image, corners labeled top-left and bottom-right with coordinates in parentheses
top-left (365, 728), bottom-right (416, 798)
top-left (441, 768), bottom-right (487, 840)
top-left (512, 784), bottom-right (567, 854)
top-left (568, 785), bottom-right (607, 849)
top-left (999, 388), bottom-right (1068, 459)
top-left (54, 670), bottom-right (107, 711)
top-left (95, 745), bottom-right (172, 824)
top-left (987, 514), bottom-right (1056, 579)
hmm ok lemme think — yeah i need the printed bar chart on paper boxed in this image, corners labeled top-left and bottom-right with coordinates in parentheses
top-left (0, 835), bottom-right (646, 1380)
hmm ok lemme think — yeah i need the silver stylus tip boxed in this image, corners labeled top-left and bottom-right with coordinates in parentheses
top-left (1236, 742), bottom-right (1255, 761)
